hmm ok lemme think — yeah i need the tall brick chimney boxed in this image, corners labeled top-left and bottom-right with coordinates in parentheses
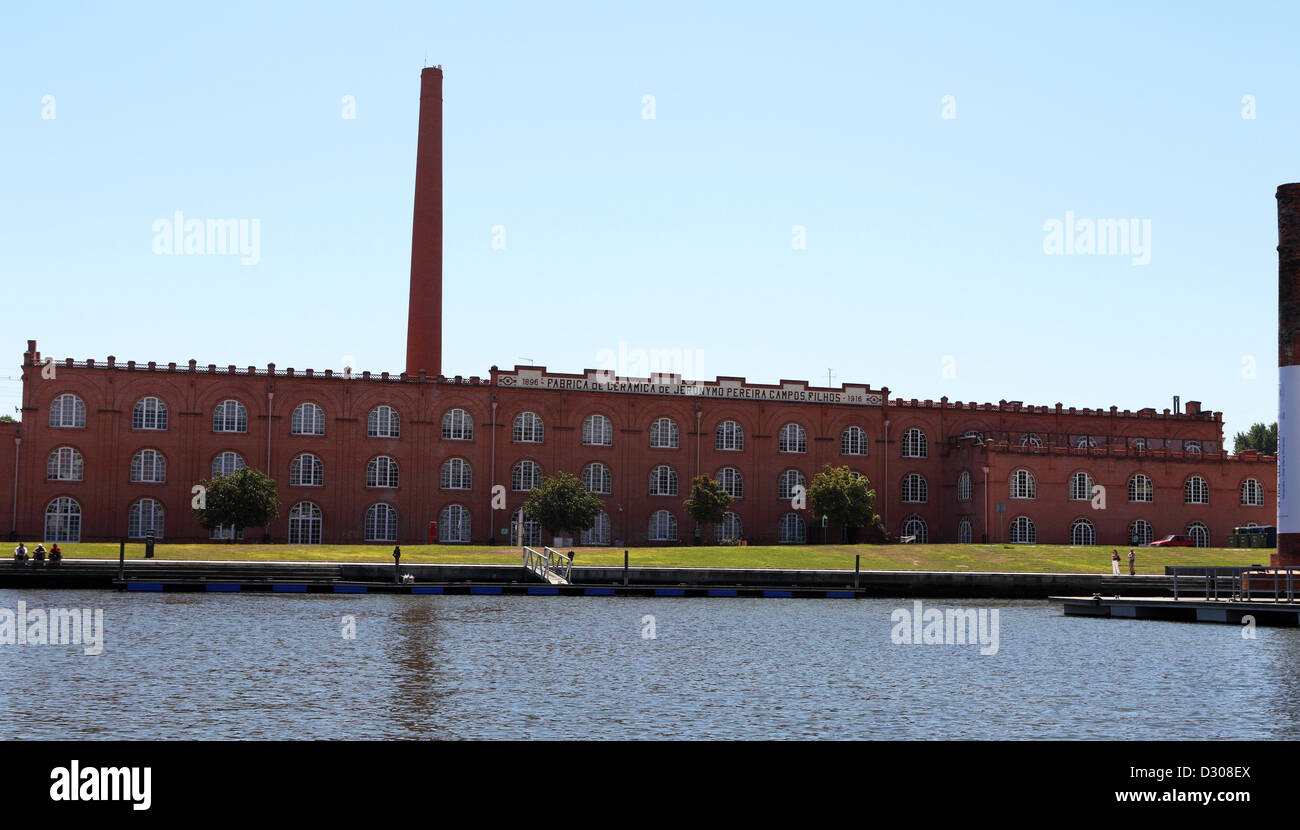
top-left (1277, 183), bottom-right (1300, 565)
top-left (405, 66), bottom-right (444, 379)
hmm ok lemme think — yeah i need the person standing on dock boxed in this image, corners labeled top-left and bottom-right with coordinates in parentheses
top-left (1128, 549), bottom-right (1135, 576)
top-left (392, 545), bottom-right (402, 584)
top-left (1111, 549), bottom-right (1121, 576)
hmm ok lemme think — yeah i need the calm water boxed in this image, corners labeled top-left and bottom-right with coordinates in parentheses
top-left (2, 589), bottom-right (1299, 740)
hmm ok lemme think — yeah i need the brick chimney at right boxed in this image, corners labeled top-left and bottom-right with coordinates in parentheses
top-left (1277, 183), bottom-right (1300, 565)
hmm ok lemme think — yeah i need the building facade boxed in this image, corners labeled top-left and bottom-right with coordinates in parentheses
top-left (0, 67), bottom-right (1278, 548)
top-left (1, 343), bottom-right (1274, 547)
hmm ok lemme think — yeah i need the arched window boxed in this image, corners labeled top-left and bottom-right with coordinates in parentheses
top-left (1075, 436), bottom-right (1097, 449)
top-left (1185, 476), bottom-right (1209, 505)
top-left (650, 465), bottom-right (678, 496)
top-left (1130, 519), bottom-right (1154, 545)
top-left (210, 524), bottom-right (244, 541)
top-left (1183, 440), bottom-right (1202, 454)
top-left (717, 467), bottom-right (743, 499)
top-left (441, 408), bottom-right (473, 440)
top-left (650, 417), bottom-right (679, 449)
top-left (957, 471), bottom-right (972, 502)
top-left (512, 460), bottom-right (542, 492)
top-left (1132, 438), bottom-right (1147, 451)
top-left (288, 501), bottom-right (322, 545)
top-left (841, 426), bottom-right (869, 456)
top-left (130, 449), bottom-right (166, 483)
top-left (901, 514), bottom-right (928, 543)
top-left (778, 469), bottom-right (806, 500)
top-left (1070, 518), bottom-right (1095, 546)
top-left (132, 397), bottom-right (168, 430)
top-left (49, 393), bottom-right (86, 428)
top-left (1069, 472), bottom-right (1094, 501)
top-left (779, 423), bottom-right (807, 453)
top-left (715, 512), bottom-right (743, 542)
top-left (1241, 478), bottom-right (1264, 506)
top-left (438, 458), bottom-right (470, 490)
top-left (513, 411), bottom-right (544, 443)
top-left (581, 512), bottom-right (612, 546)
top-left (212, 451), bottom-right (246, 478)
top-left (290, 453), bottom-right (323, 487)
top-left (365, 503), bottom-right (398, 542)
top-left (582, 414), bottom-right (613, 446)
top-left (957, 518), bottom-right (973, 544)
top-left (46, 447), bottom-right (83, 481)
top-left (510, 508), bottom-right (542, 546)
top-left (44, 497), bottom-right (81, 542)
top-left (1187, 521), bottom-right (1210, 548)
top-left (715, 420), bottom-right (744, 451)
top-left (128, 498), bottom-right (164, 539)
top-left (367, 456), bottom-right (400, 488)
top-left (1009, 516), bottom-right (1036, 544)
top-left (901, 473), bottom-right (927, 503)
top-left (901, 428), bottom-right (927, 458)
top-left (1128, 474), bottom-right (1153, 502)
top-left (778, 513), bottom-right (805, 544)
top-left (213, 399), bottom-right (248, 433)
top-left (291, 403), bottom-right (325, 436)
top-left (440, 504), bottom-right (472, 543)
top-left (1020, 434), bottom-right (1042, 447)
top-left (1010, 469), bottom-right (1036, 499)
top-left (368, 405), bottom-right (400, 438)
top-left (649, 510), bottom-right (678, 542)
top-left (582, 462), bottom-right (611, 494)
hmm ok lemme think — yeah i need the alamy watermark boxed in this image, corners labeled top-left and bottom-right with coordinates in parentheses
top-left (0, 601), bottom-right (104, 655)
top-left (594, 340), bottom-right (706, 382)
top-left (151, 210), bottom-right (261, 266)
top-left (890, 600), bottom-right (999, 655)
top-left (1042, 211), bottom-right (1150, 265)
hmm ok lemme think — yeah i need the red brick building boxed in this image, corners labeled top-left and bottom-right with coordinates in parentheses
top-left (0, 67), bottom-right (1277, 548)
top-left (0, 345), bottom-right (1274, 547)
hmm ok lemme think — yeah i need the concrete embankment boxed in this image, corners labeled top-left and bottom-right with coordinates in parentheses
top-left (0, 559), bottom-right (1174, 599)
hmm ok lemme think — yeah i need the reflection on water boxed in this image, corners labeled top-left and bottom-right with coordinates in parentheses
top-left (2, 589), bottom-right (1297, 740)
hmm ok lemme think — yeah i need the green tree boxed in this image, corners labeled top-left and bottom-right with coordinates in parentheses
top-left (192, 467), bottom-right (281, 540)
top-left (0, 415), bottom-right (16, 423)
top-left (808, 464), bottom-right (879, 533)
top-left (683, 474), bottom-right (733, 530)
top-left (1233, 422), bottom-right (1278, 454)
top-left (523, 471), bottom-right (605, 538)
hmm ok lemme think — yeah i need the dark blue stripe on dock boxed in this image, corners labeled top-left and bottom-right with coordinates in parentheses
top-left (655, 588), bottom-right (685, 597)
top-left (528, 586), bottom-right (559, 595)
top-left (412, 586), bottom-right (443, 594)
top-left (708, 589), bottom-right (738, 597)
top-left (205, 584), bottom-right (240, 592)
top-left (334, 585), bottom-right (367, 593)
top-left (273, 584), bottom-right (307, 593)
top-left (763, 590), bottom-right (793, 598)
top-left (584, 587), bottom-right (615, 596)
top-left (127, 583), bottom-right (164, 592)
top-left (470, 586), bottom-right (502, 595)
top-left (826, 590), bottom-right (854, 598)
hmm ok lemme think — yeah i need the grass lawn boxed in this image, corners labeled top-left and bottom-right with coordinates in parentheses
top-left (41, 541), bottom-right (1271, 574)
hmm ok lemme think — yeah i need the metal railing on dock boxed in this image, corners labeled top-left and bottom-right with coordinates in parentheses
top-left (522, 546), bottom-right (573, 585)
top-left (1170, 566), bottom-right (1296, 603)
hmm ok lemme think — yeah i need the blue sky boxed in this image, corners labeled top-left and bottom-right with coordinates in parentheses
top-left (2, 1), bottom-right (1295, 443)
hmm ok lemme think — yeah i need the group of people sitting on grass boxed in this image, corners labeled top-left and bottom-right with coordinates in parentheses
top-left (12, 542), bottom-right (62, 568)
